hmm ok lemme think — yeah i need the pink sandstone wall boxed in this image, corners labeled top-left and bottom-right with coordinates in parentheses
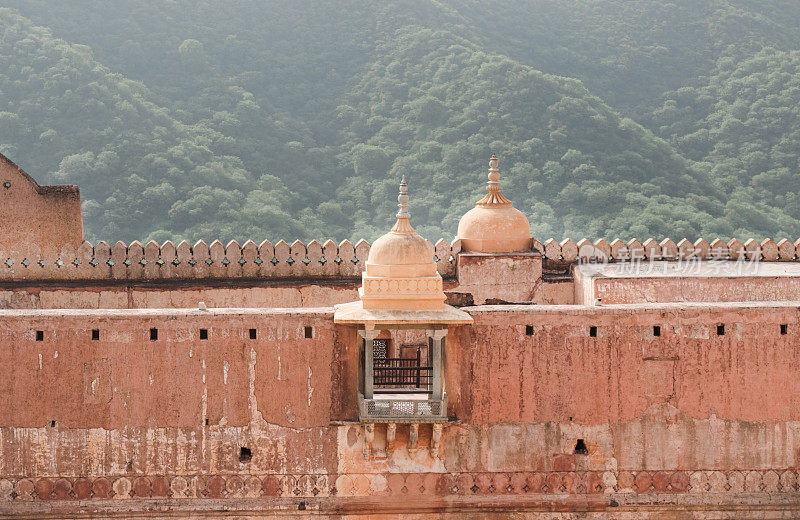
top-left (2, 303), bottom-right (800, 517)
top-left (585, 273), bottom-right (800, 304)
top-left (0, 283), bottom-right (361, 309)
top-left (0, 279), bottom-right (568, 310)
top-left (449, 303), bottom-right (800, 472)
top-left (575, 263), bottom-right (800, 304)
top-left (0, 154), bottom-right (83, 251)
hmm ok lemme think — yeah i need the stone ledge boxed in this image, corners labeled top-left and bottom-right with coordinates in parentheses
top-left (2, 490), bottom-right (800, 518)
top-left (466, 300), bottom-right (800, 313)
top-left (0, 307), bottom-right (335, 318)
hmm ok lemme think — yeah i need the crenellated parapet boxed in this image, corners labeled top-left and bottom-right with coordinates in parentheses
top-left (538, 237), bottom-right (800, 263)
top-left (2, 236), bottom-right (800, 282)
top-left (0, 238), bottom-right (461, 281)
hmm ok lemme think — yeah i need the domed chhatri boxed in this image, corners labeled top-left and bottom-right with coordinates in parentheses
top-left (457, 154), bottom-right (532, 253)
top-left (359, 176), bottom-right (445, 310)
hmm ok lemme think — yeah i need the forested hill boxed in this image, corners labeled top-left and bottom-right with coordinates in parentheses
top-left (2, 2), bottom-right (800, 243)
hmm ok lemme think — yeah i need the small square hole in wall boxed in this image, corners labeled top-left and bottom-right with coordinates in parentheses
top-left (525, 325), bottom-right (534, 336)
top-left (36, 330), bottom-right (44, 341)
top-left (574, 439), bottom-right (588, 455)
top-left (781, 324), bottom-right (788, 335)
top-left (589, 326), bottom-right (597, 338)
top-left (199, 328), bottom-right (208, 340)
top-left (249, 328), bottom-right (257, 340)
top-left (304, 326), bottom-right (313, 339)
top-left (92, 329), bottom-right (100, 341)
top-left (239, 446), bottom-right (252, 462)
top-left (150, 328), bottom-right (158, 341)
top-left (717, 324), bottom-right (725, 336)
top-left (653, 325), bottom-right (661, 337)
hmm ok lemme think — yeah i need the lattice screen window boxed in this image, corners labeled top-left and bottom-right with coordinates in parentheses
top-left (373, 339), bottom-right (389, 359)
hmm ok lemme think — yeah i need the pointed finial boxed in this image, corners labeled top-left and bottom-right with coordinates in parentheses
top-left (391, 175), bottom-right (415, 234)
top-left (488, 154), bottom-right (499, 181)
top-left (397, 175), bottom-right (409, 218)
top-left (476, 154), bottom-right (512, 206)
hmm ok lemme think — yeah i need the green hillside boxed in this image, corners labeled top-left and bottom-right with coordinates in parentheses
top-left (0, 9), bottom-right (307, 242)
top-left (654, 48), bottom-right (800, 237)
top-left (1, 1), bottom-right (800, 242)
top-left (334, 28), bottom-right (724, 241)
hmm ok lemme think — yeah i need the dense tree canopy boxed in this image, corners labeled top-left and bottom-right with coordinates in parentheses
top-left (1, 1), bottom-right (800, 242)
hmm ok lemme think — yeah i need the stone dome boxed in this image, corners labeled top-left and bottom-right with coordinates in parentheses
top-left (367, 230), bottom-right (436, 276)
top-left (457, 155), bottom-right (531, 253)
top-left (359, 177), bottom-right (444, 310)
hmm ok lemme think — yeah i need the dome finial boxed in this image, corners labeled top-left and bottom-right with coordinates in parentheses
top-left (397, 175), bottom-right (409, 218)
top-left (477, 154), bottom-right (512, 206)
top-left (391, 175), bottom-right (415, 234)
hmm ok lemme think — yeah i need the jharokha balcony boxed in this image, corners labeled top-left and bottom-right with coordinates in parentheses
top-left (358, 338), bottom-right (449, 422)
top-left (350, 326), bottom-right (453, 423)
top-left (333, 176), bottom-right (473, 423)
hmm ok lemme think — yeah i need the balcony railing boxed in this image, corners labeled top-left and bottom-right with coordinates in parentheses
top-left (358, 393), bottom-right (448, 422)
top-left (374, 355), bottom-right (432, 392)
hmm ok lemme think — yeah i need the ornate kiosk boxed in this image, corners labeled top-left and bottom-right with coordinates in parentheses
top-left (334, 177), bottom-right (472, 431)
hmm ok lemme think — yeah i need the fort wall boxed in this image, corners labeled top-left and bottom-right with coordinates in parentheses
top-left (1, 237), bottom-right (798, 285)
top-left (4, 237), bottom-right (800, 309)
top-left (0, 282), bottom-right (362, 310)
top-left (2, 303), bottom-right (800, 517)
top-left (3, 156), bottom-right (800, 518)
top-left (574, 262), bottom-right (800, 304)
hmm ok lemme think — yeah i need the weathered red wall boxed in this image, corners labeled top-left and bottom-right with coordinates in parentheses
top-left (446, 304), bottom-right (800, 474)
top-left (0, 309), bottom-right (338, 481)
top-left (0, 278), bottom-right (568, 310)
top-left (456, 303), bottom-right (800, 424)
top-left (2, 303), bottom-right (800, 517)
top-left (582, 273), bottom-right (800, 304)
top-left (0, 154), bottom-right (83, 250)
top-left (0, 283), bottom-right (360, 309)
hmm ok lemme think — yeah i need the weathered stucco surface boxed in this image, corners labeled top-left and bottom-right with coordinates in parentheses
top-left (576, 261), bottom-right (800, 304)
top-left (0, 283), bottom-right (361, 309)
top-left (0, 154), bottom-right (83, 250)
top-left (2, 303), bottom-right (800, 517)
top-left (454, 252), bottom-right (543, 304)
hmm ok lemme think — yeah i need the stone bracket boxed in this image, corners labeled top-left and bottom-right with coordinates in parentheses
top-left (361, 422), bottom-right (446, 459)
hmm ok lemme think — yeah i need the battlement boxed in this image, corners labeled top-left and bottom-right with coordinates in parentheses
top-left (541, 236), bottom-right (800, 263)
top-left (0, 236), bottom-right (797, 284)
top-left (0, 238), bottom-right (457, 281)
top-left (6, 235), bottom-right (800, 311)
